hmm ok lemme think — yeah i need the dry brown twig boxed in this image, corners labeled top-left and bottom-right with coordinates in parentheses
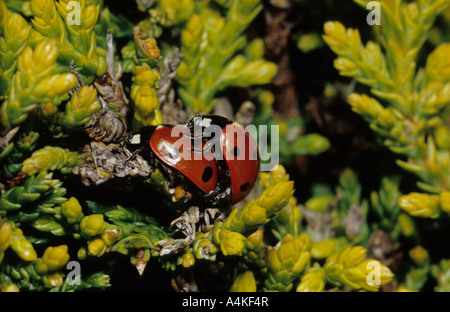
top-left (74, 32), bottom-right (151, 186)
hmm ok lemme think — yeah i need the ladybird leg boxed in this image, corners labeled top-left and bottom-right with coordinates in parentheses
top-left (203, 184), bottom-right (231, 207)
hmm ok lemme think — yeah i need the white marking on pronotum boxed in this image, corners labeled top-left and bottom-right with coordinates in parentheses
top-left (199, 118), bottom-right (212, 128)
top-left (130, 134), bottom-right (141, 144)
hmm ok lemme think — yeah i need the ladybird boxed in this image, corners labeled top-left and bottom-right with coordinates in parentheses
top-left (125, 116), bottom-right (260, 255)
top-left (125, 124), bottom-right (219, 205)
top-left (125, 115), bottom-right (260, 208)
top-left (186, 115), bottom-right (260, 205)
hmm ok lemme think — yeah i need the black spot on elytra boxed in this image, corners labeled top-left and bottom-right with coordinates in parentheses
top-left (231, 146), bottom-right (240, 157)
top-left (240, 183), bottom-right (250, 192)
top-left (202, 166), bottom-right (213, 183)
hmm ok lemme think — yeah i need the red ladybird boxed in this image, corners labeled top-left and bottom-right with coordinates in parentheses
top-left (125, 115), bottom-right (260, 208)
